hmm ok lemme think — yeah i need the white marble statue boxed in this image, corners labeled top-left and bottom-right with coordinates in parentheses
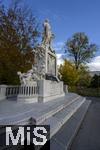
top-left (17, 20), bottom-right (56, 85)
top-left (42, 19), bottom-right (54, 49)
top-left (17, 69), bottom-right (33, 85)
top-left (17, 63), bottom-right (44, 85)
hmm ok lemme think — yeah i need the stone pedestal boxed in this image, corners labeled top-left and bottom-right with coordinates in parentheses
top-left (34, 45), bottom-right (57, 78)
top-left (38, 80), bottom-right (65, 102)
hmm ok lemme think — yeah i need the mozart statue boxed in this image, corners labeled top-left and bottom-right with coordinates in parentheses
top-left (42, 19), bottom-right (54, 50)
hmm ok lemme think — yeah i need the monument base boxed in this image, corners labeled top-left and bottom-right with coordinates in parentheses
top-left (38, 79), bottom-right (65, 102)
top-left (17, 96), bottom-right (38, 103)
top-left (17, 80), bottom-right (66, 103)
top-left (38, 93), bottom-right (65, 103)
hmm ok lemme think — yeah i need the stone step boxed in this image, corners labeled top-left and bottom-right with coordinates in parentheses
top-left (0, 94), bottom-right (83, 137)
top-left (50, 100), bottom-right (91, 150)
top-left (0, 93), bottom-right (80, 125)
top-left (35, 95), bottom-right (81, 124)
top-left (0, 94), bottom-right (84, 150)
top-left (0, 95), bottom-right (91, 150)
top-left (41, 96), bottom-right (86, 138)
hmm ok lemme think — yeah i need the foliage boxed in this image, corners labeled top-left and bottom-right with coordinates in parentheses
top-left (59, 59), bottom-right (91, 87)
top-left (0, 2), bottom-right (39, 85)
top-left (58, 59), bottom-right (79, 86)
top-left (90, 74), bottom-right (100, 88)
top-left (69, 86), bottom-right (100, 97)
top-left (77, 65), bottom-right (91, 87)
top-left (65, 32), bottom-right (97, 70)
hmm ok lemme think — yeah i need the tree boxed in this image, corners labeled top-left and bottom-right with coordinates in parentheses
top-left (65, 32), bottom-right (97, 70)
top-left (77, 65), bottom-right (91, 87)
top-left (0, 2), bottom-right (39, 85)
top-left (90, 74), bottom-right (100, 88)
top-left (58, 59), bottom-right (79, 86)
top-left (58, 59), bottom-right (91, 88)
top-left (0, 2), bottom-right (39, 52)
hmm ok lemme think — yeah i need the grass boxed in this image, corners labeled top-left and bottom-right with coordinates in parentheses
top-left (69, 86), bottom-right (100, 97)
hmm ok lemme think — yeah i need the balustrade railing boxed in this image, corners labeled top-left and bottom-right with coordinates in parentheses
top-left (0, 85), bottom-right (38, 100)
top-left (6, 86), bottom-right (19, 97)
top-left (18, 86), bottom-right (38, 96)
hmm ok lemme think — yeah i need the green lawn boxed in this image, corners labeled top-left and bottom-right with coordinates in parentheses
top-left (69, 87), bottom-right (100, 97)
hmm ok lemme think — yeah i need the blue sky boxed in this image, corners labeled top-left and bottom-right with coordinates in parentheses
top-left (2, 0), bottom-right (100, 71)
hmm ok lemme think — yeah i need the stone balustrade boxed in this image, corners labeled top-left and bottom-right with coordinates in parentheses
top-left (6, 86), bottom-right (19, 98)
top-left (17, 84), bottom-right (38, 103)
top-left (18, 86), bottom-right (38, 96)
top-left (0, 84), bottom-right (38, 101)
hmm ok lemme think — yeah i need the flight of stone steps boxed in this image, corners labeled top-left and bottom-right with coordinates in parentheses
top-left (50, 99), bottom-right (91, 150)
top-left (0, 93), bottom-right (91, 150)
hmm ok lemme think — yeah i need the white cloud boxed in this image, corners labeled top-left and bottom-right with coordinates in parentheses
top-left (88, 56), bottom-right (100, 71)
top-left (57, 54), bottom-right (64, 65)
top-left (53, 42), bottom-right (64, 53)
top-left (54, 41), bottom-right (65, 65)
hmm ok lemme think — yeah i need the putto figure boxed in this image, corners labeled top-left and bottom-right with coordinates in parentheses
top-left (42, 19), bottom-right (54, 49)
top-left (17, 70), bottom-right (33, 85)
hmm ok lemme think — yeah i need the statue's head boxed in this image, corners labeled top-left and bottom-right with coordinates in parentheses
top-left (45, 19), bottom-right (49, 23)
top-left (17, 71), bottom-right (21, 75)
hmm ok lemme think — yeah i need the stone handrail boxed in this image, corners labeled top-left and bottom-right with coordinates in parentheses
top-left (18, 86), bottom-right (38, 96)
top-left (0, 85), bottom-right (38, 100)
top-left (6, 86), bottom-right (19, 98)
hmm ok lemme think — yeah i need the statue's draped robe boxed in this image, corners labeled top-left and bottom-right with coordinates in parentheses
top-left (43, 21), bottom-right (52, 46)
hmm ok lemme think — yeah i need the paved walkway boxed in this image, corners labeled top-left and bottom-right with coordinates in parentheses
top-left (70, 97), bottom-right (100, 150)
